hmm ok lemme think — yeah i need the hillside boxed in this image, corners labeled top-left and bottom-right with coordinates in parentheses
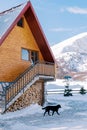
top-left (51, 32), bottom-right (87, 80)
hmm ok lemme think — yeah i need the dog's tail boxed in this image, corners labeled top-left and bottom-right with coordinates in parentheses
top-left (42, 107), bottom-right (46, 110)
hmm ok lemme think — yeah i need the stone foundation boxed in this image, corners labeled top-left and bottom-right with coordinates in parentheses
top-left (6, 80), bottom-right (44, 112)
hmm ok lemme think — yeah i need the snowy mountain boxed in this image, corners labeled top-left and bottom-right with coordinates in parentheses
top-left (51, 32), bottom-right (87, 80)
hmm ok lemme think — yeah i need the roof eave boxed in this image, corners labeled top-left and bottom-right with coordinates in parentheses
top-left (25, 2), bottom-right (55, 63)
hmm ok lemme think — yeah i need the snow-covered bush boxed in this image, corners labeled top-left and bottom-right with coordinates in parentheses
top-left (79, 87), bottom-right (86, 95)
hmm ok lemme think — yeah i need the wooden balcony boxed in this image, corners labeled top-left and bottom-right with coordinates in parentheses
top-left (2, 61), bottom-right (55, 111)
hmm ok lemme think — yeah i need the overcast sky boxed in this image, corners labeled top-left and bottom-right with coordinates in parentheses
top-left (1, 0), bottom-right (87, 46)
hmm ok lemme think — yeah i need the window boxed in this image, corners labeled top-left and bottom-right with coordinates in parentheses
top-left (22, 49), bottom-right (29, 61)
top-left (17, 18), bottom-right (23, 27)
top-left (31, 51), bottom-right (38, 64)
top-left (21, 48), bottom-right (38, 63)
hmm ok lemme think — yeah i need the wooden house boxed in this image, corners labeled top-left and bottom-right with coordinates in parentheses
top-left (0, 1), bottom-right (55, 113)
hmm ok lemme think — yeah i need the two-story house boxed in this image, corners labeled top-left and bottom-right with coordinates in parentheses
top-left (0, 1), bottom-right (56, 113)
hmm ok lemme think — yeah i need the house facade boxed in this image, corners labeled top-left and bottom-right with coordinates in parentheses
top-left (0, 1), bottom-right (55, 113)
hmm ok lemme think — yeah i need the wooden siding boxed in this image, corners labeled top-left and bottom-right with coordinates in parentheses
top-left (25, 7), bottom-right (54, 62)
top-left (0, 16), bottom-right (44, 82)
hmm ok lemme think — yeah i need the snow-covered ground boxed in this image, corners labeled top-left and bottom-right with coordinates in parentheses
top-left (0, 79), bottom-right (87, 130)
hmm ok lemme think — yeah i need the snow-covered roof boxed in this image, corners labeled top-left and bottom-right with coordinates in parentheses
top-left (0, 3), bottom-right (26, 38)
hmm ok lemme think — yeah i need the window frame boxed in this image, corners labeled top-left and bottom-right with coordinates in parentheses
top-left (21, 48), bottom-right (30, 61)
top-left (21, 48), bottom-right (39, 63)
top-left (31, 50), bottom-right (39, 64)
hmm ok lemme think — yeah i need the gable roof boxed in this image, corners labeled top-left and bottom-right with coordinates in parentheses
top-left (0, 1), bottom-right (55, 63)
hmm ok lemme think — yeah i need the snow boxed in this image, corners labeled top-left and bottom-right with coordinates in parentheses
top-left (51, 32), bottom-right (87, 78)
top-left (51, 32), bottom-right (87, 56)
top-left (0, 79), bottom-right (87, 130)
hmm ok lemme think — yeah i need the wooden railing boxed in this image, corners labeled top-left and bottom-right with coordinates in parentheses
top-left (4, 61), bottom-right (55, 110)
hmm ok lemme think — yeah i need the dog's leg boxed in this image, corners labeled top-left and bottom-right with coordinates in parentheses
top-left (48, 110), bottom-right (51, 116)
top-left (52, 111), bottom-right (55, 116)
top-left (44, 110), bottom-right (47, 116)
top-left (44, 110), bottom-right (51, 116)
top-left (56, 110), bottom-right (60, 115)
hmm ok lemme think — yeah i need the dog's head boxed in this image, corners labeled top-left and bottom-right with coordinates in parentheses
top-left (57, 104), bottom-right (61, 108)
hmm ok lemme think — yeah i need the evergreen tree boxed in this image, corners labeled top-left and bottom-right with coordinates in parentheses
top-left (79, 87), bottom-right (86, 95)
top-left (64, 75), bottom-right (72, 96)
top-left (64, 85), bottom-right (72, 96)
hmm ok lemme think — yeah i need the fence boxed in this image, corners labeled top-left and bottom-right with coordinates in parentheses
top-left (46, 89), bottom-right (87, 95)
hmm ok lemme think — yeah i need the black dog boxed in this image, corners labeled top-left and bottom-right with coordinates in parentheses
top-left (42, 104), bottom-right (61, 116)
